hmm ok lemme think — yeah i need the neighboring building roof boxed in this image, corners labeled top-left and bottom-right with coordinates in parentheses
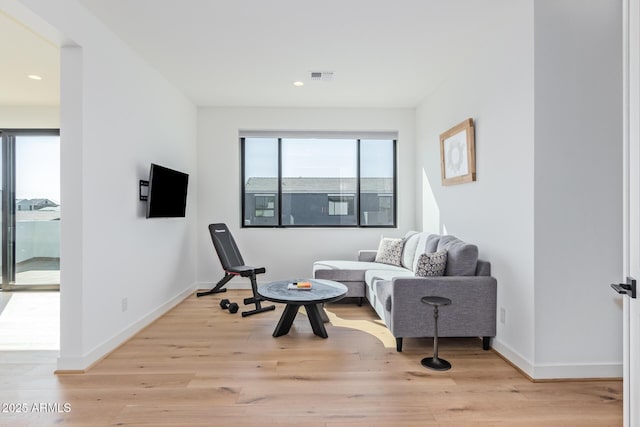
top-left (16, 198), bottom-right (59, 208)
top-left (245, 177), bottom-right (394, 193)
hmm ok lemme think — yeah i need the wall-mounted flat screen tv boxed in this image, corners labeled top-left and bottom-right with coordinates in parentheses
top-left (146, 163), bottom-right (189, 218)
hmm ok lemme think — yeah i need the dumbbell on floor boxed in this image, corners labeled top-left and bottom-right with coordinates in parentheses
top-left (219, 298), bottom-right (239, 313)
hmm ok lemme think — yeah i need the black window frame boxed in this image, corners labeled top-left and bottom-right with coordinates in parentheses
top-left (241, 136), bottom-right (397, 228)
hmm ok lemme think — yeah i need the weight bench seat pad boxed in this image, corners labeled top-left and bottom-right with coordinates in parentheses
top-left (227, 266), bottom-right (266, 276)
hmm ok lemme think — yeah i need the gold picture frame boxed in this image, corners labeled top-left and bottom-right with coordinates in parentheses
top-left (440, 118), bottom-right (476, 186)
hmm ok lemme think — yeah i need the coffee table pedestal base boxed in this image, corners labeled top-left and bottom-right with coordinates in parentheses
top-left (273, 303), bottom-right (327, 338)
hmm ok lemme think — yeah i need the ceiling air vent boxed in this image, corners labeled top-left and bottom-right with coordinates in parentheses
top-left (310, 71), bottom-right (334, 81)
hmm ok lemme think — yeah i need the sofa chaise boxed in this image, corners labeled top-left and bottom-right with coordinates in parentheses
top-left (313, 231), bottom-right (497, 352)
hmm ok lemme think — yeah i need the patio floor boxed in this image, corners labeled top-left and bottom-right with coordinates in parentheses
top-left (15, 257), bottom-right (60, 285)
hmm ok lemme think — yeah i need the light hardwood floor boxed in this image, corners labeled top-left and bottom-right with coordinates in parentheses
top-left (0, 290), bottom-right (622, 426)
top-left (0, 291), bottom-right (59, 351)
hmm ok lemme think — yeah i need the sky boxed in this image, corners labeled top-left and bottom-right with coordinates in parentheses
top-left (244, 138), bottom-right (394, 179)
top-left (15, 135), bottom-right (60, 203)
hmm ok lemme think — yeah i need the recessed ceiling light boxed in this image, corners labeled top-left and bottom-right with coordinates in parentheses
top-left (293, 81), bottom-right (304, 87)
top-left (27, 74), bottom-right (42, 81)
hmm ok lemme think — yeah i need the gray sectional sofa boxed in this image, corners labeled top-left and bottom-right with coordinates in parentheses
top-left (313, 231), bottom-right (497, 352)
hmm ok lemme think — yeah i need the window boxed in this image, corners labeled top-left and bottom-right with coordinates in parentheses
top-left (254, 194), bottom-right (275, 217)
top-left (241, 133), bottom-right (396, 228)
top-left (328, 195), bottom-right (354, 216)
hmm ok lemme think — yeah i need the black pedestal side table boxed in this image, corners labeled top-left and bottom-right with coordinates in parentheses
top-left (420, 296), bottom-right (452, 371)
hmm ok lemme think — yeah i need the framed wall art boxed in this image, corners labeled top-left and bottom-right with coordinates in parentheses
top-left (440, 118), bottom-right (476, 186)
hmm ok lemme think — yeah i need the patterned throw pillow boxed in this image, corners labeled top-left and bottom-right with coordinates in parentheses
top-left (415, 250), bottom-right (448, 277)
top-left (374, 237), bottom-right (404, 266)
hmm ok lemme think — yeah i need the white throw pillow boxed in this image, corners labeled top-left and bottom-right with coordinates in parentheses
top-left (374, 237), bottom-right (404, 266)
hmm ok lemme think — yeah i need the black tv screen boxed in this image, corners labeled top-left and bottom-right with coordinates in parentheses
top-left (146, 163), bottom-right (189, 218)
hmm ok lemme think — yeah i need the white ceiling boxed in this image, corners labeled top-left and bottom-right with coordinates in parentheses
top-left (1, 0), bottom-right (516, 109)
top-left (0, 10), bottom-right (59, 107)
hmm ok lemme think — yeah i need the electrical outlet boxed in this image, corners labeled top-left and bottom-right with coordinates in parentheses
top-left (122, 297), bottom-right (128, 312)
top-left (500, 307), bottom-right (506, 324)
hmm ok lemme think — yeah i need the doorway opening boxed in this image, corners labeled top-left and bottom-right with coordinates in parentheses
top-left (0, 129), bottom-right (60, 290)
top-left (0, 130), bottom-right (60, 352)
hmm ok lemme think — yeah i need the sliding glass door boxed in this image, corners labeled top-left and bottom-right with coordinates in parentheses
top-left (0, 129), bottom-right (60, 290)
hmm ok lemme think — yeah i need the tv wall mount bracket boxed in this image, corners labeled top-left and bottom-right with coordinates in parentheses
top-left (139, 180), bottom-right (149, 201)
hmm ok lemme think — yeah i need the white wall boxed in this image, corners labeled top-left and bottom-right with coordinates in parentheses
top-left (533, 0), bottom-right (623, 378)
top-left (416, 0), bottom-right (623, 379)
top-left (0, 106), bottom-right (59, 128)
top-left (197, 107), bottom-right (415, 286)
top-left (416, 1), bottom-right (536, 373)
top-left (6, 0), bottom-right (198, 370)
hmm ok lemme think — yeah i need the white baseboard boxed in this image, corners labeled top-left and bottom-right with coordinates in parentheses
top-left (491, 337), bottom-right (535, 378)
top-left (492, 337), bottom-right (623, 380)
top-left (532, 362), bottom-right (622, 380)
top-left (56, 284), bottom-right (196, 372)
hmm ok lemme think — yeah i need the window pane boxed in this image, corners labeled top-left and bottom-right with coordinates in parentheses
top-left (243, 138), bottom-right (278, 226)
top-left (255, 194), bottom-right (276, 217)
top-left (360, 139), bottom-right (395, 226)
top-left (281, 139), bottom-right (357, 226)
top-left (15, 135), bottom-right (61, 285)
top-left (328, 195), bottom-right (354, 216)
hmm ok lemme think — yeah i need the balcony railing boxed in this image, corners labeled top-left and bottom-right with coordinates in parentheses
top-left (10, 211), bottom-right (60, 285)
